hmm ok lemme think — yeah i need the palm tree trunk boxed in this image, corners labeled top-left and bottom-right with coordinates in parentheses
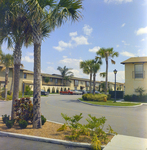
top-left (11, 43), bottom-right (22, 120)
top-left (33, 41), bottom-right (42, 129)
top-left (93, 73), bottom-right (96, 95)
top-left (10, 67), bottom-right (14, 95)
top-left (4, 68), bottom-right (9, 100)
top-left (105, 55), bottom-right (108, 94)
top-left (90, 73), bottom-right (92, 93)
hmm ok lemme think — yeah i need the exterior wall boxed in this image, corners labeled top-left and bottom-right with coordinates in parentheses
top-left (125, 63), bottom-right (147, 95)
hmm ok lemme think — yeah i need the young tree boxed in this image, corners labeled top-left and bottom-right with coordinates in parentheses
top-left (80, 60), bottom-right (93, 93)
top-left (0, 52), bottom-right (13, 100)
top-left (57, 66), bottom-right (74, 86)
top-left (96, 48), bottom-right (119, 94)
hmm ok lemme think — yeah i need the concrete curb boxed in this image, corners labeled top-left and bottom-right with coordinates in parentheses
top-left (0, 119), bottom-right (106, 149)
top-left (77, 99), bottom-right (143, 108)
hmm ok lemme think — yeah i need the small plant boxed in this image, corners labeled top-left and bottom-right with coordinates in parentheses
top-left (107, 125), bottom-right (117, 135)
top-left (2, 114), bottom-right (10, 124)
top-left (91, 134), bottom-right (101, 150)
top-left (41, 115), bottom-right (46, 125)
top-left (57, 123), bottom-right (67, 131)
top-left (6, 120), bottom-right (14, 129)
top-left (19, 120), bottom-right (28, 129)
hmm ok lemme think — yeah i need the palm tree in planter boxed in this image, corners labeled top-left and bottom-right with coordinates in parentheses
top-left (96, 48), bottom-right (119, 94)
top-left (24, 0), bottom-right (83, 128)
top-left (80, 60), bottom-right (93, 93)
top-left (0, 52), bottom-right (13, 100)
top-left (0, 0), bottom-right (33, 119)
top-left (57, 66), bottom-right (74, 86)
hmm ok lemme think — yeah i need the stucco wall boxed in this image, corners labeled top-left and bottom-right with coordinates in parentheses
top-left (125, 63), bottom-right (147, 95)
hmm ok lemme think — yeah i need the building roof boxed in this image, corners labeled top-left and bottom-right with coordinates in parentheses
top-left (121, 57), bottom-right (147, 64)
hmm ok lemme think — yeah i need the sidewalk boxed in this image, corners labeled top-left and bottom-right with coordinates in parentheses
top-left (104, 134), bottom-right (147, 150)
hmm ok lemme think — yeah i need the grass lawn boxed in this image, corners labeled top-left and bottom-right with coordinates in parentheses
top-left (79, 98), bottom-right (141, 106)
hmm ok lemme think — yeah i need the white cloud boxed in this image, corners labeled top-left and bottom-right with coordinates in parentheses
top-left (53, 41), bottom-right (72, 52)
top-left (69, 32), bottom-right (77, 37)
top-left (141, 39), bottom-right (145, 41)
top-left (116, 45), bottom-right (119, 48)
top-left (89, 46), bottom-right (100, 53)
top-left (47, 62), bottom-right (54, 64)
top-left (26, 52), bottom-right (34, 56)
top-left (137, 49), bottom-right (147, 56)
top-left (96, 71), bottom-right (125, 83)
top-left (104, 0), bottom-right (133, 3)
top-left (136, 26), bottom-right (147, 35)
top-left (121, 23), bottom-right (126, 27)
top-left (83, 25), bottom-right (93, 36)
top-left (63, 56), bottom-right (67, 59)
top-left (71, 36), bottom-right (89, 45)
top-left (120, 51), bottom-right (136, 57)
top-left (59, 57), bottom-right (89, 78)
top-left (122, 40), bottom-right (130, 46)
top-left (46, 66), bottom-right (59, 74)
top-left (22, 56), bottom-right (34, 63)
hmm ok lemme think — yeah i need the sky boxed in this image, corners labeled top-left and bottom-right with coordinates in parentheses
top-left (1, 0), bottom-right (147, 83)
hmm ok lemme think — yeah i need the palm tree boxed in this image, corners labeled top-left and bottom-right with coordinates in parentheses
top-left (0, 0), bottom-right (33, 119)
top-left (80, 60), bottom-right (93, 93)
top-left (96, 48), bottom-right (119, 94)
top-left (0, 52), bottom-right (13, 100)
top-left (57, 66), bottom-right (74, 86)
top-left (24, 0), bottom-right (82, 128)
top-left (92, 58), bottom-right (102, 95)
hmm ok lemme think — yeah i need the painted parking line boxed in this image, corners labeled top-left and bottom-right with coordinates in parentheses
top-left (45, 99), bottom-right (124, 118)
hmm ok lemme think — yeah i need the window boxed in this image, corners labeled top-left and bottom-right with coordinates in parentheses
top-left (75, 80), bottom-right (79, 86)
top-left (55, 79), bottom-right (58, 84)
top-left (24, 73), bottom-right (27, 79)
top-left (80, 81), bottom-right (84, 85)
top-left (134, 64), bottom-right (143, 78)
top-left (86, 82), bottom-right (89, 86)
top-left (50, 78), bottom-right (53, 82)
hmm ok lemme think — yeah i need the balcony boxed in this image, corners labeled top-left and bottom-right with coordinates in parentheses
top-left (132, 71), bottom-right (145, 79)
top-left (42, 81), bottom-right (70, 86)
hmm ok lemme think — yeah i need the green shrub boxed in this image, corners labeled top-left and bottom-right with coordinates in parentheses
top-left (124, 94), bottom-right (147, 102)
top-left (19, 120), bottom-right (28, 129)
top-left (107, 94), bottom-right (111, 100)
top-left (41, 115), bottom-right (46, 125)
top-left (82, 94), bottom-right (107, 102)
top-left (2, 114), bottom-right (10, 124)
top-left (0, 91), bottom-right (5, 98)
top-left (6, 120), bottom-right (14, 129)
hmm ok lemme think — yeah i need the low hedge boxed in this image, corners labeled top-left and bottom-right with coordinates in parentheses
top-left (82, 93), bottom-right (107, 102)
top-left (124, 94), bottom-right (147, 102)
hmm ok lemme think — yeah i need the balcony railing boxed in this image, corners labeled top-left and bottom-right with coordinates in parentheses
top-left (132, 71), bottom-right (145, 79)
top-left (42, 81), bottom-right (70, 86)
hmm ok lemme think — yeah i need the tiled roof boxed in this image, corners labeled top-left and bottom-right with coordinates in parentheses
top-left (121, 57), bottom-right (147, 64)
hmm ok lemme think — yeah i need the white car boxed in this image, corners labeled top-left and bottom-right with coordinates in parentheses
top-left (71, 90), bottom-right (82, 95)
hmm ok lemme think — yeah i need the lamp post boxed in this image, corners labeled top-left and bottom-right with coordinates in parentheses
top-left (113, 69), bottom-right (117, 103)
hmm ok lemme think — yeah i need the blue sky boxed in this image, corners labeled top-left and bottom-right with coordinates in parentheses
top-left (1, 0), bottom-right (147, 83)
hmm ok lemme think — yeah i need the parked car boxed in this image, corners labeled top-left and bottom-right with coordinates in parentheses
top-left (86, 90), bottom-right (101, 94)
top-left (41, 90), bottom-right (49, 96)
top-left (82, 90), bottom-right (87, 94)
top-left (71, 90), bottom-right (83, 95)
top-left (60, 90), bottom-right (74, 95)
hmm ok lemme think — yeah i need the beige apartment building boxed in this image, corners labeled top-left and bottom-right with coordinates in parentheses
top-left (0, 65), bottom-right (124, 93)
top-left (121, 56), bottom-right (147, 95)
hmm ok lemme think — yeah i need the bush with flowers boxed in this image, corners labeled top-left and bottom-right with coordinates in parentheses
top-left (13, 97), bottom-right (33, 123)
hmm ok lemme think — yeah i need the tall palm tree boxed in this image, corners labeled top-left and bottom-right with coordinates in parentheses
top-left (80, 60), bottom-right (93, 93)
top-left (0, 0), bottom-right (33, 119)
top-left (57, 66), bottom-right (74, 86)
top-left (96, 48), bottom-right (119, 94)
top-left (25, 0), bottom-right (82, 128)
top-left (92, 58), bottom-right (102, 95)
top-left (0, 52), bottom-right (13, 100)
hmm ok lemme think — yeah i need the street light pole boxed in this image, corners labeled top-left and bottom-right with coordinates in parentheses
top-left (113, 69), bottom-right (117, 103)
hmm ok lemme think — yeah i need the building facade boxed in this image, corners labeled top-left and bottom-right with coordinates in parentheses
top-left (121, 57), bottom-right (147, 95)
top-left (0, 65), bottom-right (124, 93)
